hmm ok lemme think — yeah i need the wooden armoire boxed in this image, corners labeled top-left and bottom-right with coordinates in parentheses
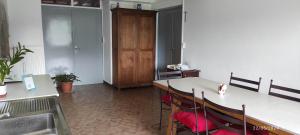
top-left (112, 8), bottom-right (156, 89)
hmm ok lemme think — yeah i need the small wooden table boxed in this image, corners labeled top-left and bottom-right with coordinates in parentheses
top-left (165, 68), bottom-right (200, 78)
top-left (182, 69), bottom-right (200, 78)
top-left (153, 77), bottom-right (300, 135)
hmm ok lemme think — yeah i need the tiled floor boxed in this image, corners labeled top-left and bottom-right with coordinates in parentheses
top-left (59, 84), bottom-right (169, 135)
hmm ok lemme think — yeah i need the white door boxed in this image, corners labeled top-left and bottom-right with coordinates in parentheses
top-left (42, 6), bottom-right (103, 85)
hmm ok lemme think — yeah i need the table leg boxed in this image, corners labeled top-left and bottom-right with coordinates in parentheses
top-left (166, 99), bottom-right (181, 135)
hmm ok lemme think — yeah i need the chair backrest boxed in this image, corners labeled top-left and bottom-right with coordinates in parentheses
top-left (167, 80), bottom-right (199, 111)
top-left (167, 80), bottom-right (201, 133)
top-left (157, 69), bottom-right (182, 80)
top-left (202, 91), bottom-right (247, 135)
top-left (229, 72), bottom-right (262, 92)
top-left (268, 80), bottom-right (300, 102)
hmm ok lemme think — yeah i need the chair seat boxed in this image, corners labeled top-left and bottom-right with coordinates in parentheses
top-left (161, 94), bottom-right (171, 106)
top-left (174, 111), bottom-right (216, 133)
top-left (212, 129), bottom-right (253, 135)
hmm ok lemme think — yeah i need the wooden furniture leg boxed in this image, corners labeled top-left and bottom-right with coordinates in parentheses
top-left (166, 99), bottom-right (180, 135)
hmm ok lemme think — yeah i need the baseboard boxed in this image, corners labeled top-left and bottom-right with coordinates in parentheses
top-left (103, 80), bottom-right (112, 86)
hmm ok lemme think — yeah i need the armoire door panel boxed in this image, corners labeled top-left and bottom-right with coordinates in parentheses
top-left (137, 51), bottom-right (154, 84)
top-left (112, 8), bottom-right (156, 89)
top-left (119, 12), bottom-right (137, 50)
top-left (112, 11), bottom-right (119, 85)
top-left (138, 14), bottom-right (155, 50)
top-left (119, 51), bottom-right (136, 85)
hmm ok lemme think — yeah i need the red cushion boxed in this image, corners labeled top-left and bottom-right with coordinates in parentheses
top-left (161, 94), bottom-right (171, 105)
top-left (212, 129), bottom-right (253, 135)
top-left (174, 111), bottom-right (216, 133)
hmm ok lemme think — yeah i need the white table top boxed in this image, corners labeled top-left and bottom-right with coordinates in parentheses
top-left (154, 77), bottom-right (300, 135)
top-left (0, 74), bottom-right (59, 102)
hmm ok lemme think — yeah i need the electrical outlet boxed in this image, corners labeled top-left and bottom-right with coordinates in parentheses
top-left (182, 42), bottom-right (186, 48)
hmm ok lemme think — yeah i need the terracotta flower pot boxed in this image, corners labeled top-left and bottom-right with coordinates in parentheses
top-left (61, 82), bottom-right (73, 93)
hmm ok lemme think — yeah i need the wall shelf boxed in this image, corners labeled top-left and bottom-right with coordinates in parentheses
top-left (41, 0), bottom-right (102, 9)
top-left (41, 4), bottom-right (102, 10)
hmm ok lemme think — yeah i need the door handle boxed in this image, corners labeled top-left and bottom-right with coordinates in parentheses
top-left (74, 46), bottom-right (80, 50)
top-left (74, 46), bottom-right (80, 53)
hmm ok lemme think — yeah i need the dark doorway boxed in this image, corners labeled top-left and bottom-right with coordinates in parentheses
top-left (157, 6), bottom-right (182, 70)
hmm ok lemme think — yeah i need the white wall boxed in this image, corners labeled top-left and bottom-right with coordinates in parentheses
top-left (152, 0), bottom-right (182, 10)
top-left (110, 1), bottom-right (152, 10)
top-left (183, 0), bottom-right (300, 94)
top-left (102, 0), bottom-right (113, 83)
top-left (6, 0), bottom-right (46, 79)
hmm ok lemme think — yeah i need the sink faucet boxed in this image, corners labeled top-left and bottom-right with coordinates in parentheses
top-left (0, 113), bottom-right (10, 119)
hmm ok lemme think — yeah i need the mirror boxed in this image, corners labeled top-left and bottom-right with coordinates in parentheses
top-left (0, 1), bottom-right (10, 58)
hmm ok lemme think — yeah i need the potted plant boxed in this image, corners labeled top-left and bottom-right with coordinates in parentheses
top-left (0, 43), bottom-right (33, 97)
top-left (52, 73), bottom-right (79, 93)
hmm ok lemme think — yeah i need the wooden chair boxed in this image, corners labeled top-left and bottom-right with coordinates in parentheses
top-left (157, 69), bottom-right (183, 129)
top-left (229, 72), bottom-right (262, 92)
top-left (202, 91), bottom-right (251, 135)
top-left (168, 81), bottom-right (216, 135)
top-left (269, 80), bottom-right (300, 102)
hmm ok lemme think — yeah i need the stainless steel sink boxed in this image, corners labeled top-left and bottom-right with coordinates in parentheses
top-left (0, 113), bottom-right (57, 135)
top-left (0, 98), bottom-right (70, 135)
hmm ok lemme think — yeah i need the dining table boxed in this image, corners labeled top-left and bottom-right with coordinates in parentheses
top-left (153, 77), bottom-right (300, 135)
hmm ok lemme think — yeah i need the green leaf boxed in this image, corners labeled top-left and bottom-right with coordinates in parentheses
top-left (0, 42), bottom-right (33, 84)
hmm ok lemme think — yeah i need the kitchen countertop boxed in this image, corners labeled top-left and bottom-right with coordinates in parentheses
top-left (0, 74), bottom-right (70, 135)
top-left (0, 74), bottom-right (59, 102)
